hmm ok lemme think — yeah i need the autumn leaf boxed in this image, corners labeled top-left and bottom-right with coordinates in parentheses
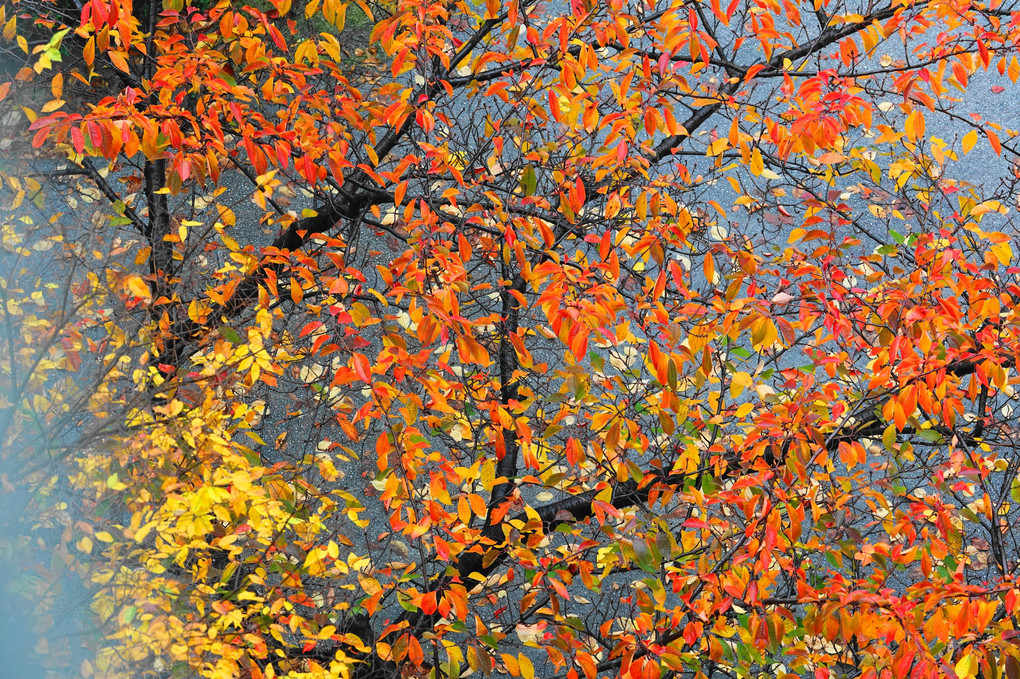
top-left (124, 275), bottom-right (151, 301)
top-left (9, 1), bottom-right (1020, 678)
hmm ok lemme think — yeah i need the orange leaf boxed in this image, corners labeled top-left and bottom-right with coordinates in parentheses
top-left (83, 38), bottom-right (95, 67)
top-left (905, 110), bottom-right (925, 142)
top-left (353, 353), bottom-right (372, 382)
top-left (108, 50), bottom-right (130, 73)
top-left (987, 129), bottom-right (1002, 155)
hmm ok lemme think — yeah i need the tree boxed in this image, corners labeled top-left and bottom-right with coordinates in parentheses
top-left (5, 0), bottom-right (1020, 677)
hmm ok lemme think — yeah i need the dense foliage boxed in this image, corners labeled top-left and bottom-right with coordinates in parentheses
top-left (5, 0), bottom-right (1020, 678)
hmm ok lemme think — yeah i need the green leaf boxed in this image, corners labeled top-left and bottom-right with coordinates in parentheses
top-left (882, 423), bottom-right (897, 450)
top-left (520, 166), bottom-right (537, 195)
top-left (219, 324), bottom-right (243, 345)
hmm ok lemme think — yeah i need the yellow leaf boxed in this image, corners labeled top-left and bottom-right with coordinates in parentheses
top-left (955, 654), bottom-right (978, 679)
top-left (751, 318), bottom-right (778, 351)
top-left (730, 371), bottom-right (752, 398)
top-left (125, 275), bottom-right (151, 301)
top-left (991, 242), bottom-right (1012, 265)
top-left (480, 458), bottom-right (495, 490)
top-left (706, 138), bottom-right (730, 157)
top-left (519, 654), bottom-right (534, 679)
top-left (962, 129), bottom-right (978, 154)
top-left (749, 147), bottom-right (763, 176)
top-left (133, 522), bottom-right (155, 543)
